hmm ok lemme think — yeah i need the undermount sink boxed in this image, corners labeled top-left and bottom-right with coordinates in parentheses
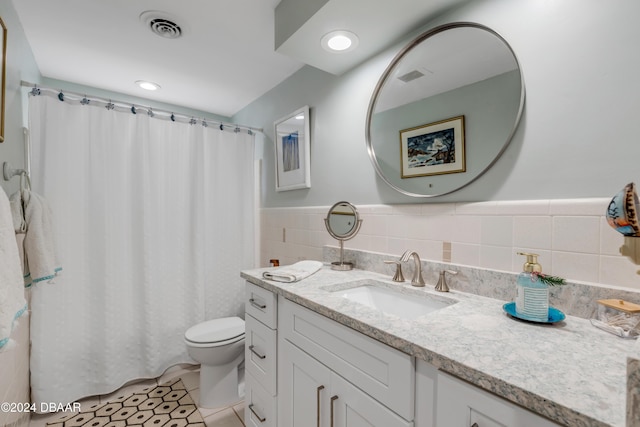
top-left (336, 284), bottom-right (455, 320)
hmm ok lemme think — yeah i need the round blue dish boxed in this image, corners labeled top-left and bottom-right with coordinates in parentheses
top-left (502, 302), bottom-right (565, 324)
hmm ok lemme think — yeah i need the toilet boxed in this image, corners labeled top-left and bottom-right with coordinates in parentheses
top-left (184, 316), bottom-right (245, 408)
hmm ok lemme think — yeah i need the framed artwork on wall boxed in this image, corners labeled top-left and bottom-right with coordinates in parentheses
top-left (399, 115), bottom-right (465, 178)
top-left (0, 16), bottom-right (6, 143)
top-left (274, 105), bottom-right (311, 191)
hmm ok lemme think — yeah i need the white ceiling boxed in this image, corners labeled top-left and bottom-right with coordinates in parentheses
top-left (12, 0), bottom-right (467, 118)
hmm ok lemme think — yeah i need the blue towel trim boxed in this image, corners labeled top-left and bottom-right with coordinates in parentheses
top-left (23, 268), bottom-right (62, 288)
top-left (0, 303), bottom-right (28, 349)
top-left (32, 274), bottom-right (55, 284)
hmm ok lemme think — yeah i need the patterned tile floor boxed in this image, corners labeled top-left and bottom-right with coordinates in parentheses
top-left (29, 365), bottom-right (245, 427)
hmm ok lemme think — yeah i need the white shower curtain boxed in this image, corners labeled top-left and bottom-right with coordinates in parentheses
top-left (27, 94), bottom-right (255, 407)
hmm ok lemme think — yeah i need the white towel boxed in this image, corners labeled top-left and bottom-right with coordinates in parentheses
top-left (262, 260), bottom-right (323, 283)
top-left (0, 187), bottom-right (28, 349)
top-left (10, 188), bottom-right (61, 286)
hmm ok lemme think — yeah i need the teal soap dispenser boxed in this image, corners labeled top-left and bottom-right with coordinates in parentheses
top-left (515, 252), bottom-right (549, 322)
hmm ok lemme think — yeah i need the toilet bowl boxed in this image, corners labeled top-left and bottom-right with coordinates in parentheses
top-left (185, 316), bottom-right (245, 408)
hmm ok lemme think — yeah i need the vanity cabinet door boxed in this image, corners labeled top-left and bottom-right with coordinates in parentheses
top-left (279, 339), bottom-right (412, 427)
top-left (436, 372), bottom-right (561, 427)
top-left (330, 372), bottom-right (413, 427)
top-left (279, 297), bottom-right (414, 420)
top-left (278, 339), bottom-right (332, 427)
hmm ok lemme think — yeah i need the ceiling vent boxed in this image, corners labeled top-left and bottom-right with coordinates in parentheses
top-left (398, 70), bottom-right (425, 83)
top-left (140, 11), bottom-right (183, 39)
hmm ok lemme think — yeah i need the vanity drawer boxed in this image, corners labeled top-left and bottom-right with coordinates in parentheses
top-left (245, 282), bottom-right (277, 328)
top-left (245, 371), bottom-right (277, 427)
top-left (245, 313), bottom-right (277, 395)
top-left (279, 298), bottom-right (414, 420)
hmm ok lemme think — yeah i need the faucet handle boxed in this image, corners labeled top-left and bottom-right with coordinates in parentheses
top-left (384, 260), bottom-right (405, 282)
top-left (435, 269), bottom-right (457, 292)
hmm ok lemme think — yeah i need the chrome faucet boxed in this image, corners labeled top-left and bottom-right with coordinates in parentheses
top-left (435, 269), bottom-right (457, 292)
top-left (400, 250), bottom-right (425, 287)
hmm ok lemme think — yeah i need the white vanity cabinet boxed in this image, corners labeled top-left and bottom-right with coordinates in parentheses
top-left (277, 299), bottom-right (414, 427)
top-left (244, 283), bottom-right (278, 427)
top-left (244, 281), bottom-right (562, 427)
top-left (435, 371), bottom-right (562, 427)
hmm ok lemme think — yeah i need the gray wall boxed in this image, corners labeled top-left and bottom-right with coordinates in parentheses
top-left (233, 0), bottom-right (640, 208)
top-left (0, 0), bottom-right (40, 196)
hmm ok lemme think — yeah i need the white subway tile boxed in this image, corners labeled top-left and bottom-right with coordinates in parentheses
top-left (455, 201), bottom-right (499, 215)
top-left (423, 215), bottom-right (453, 242)
top-left (600, 255), bottom-right (640, 289)
top-left (551, 252), bottom-right (600, 283)
top-left (481, 216), bottom-right (513, 247)
top-left (360, 214), bottom-right (388, 237)
top-left (600, 217), bottom-right (625, 256)
top-left (552, 216), bottom-right (600, 254)
top-left (451, 243), bottom-right (481, 266)
top-left (391, 204), bottom-right (422, 216)
top-left (480, 245), bottom-right (513, 272)
top-left (495, 200), bottom-right (550, 215)
top-left (405, 215), bottom-right (429, 240)
top-left (451, 215), bottom-right (481, 244)
top-left (513, 216), bottom-right (552, 250)
top-left (549, 198), bottom-right (609, 216)
top-left (421, 203), bottom-right (456, 216)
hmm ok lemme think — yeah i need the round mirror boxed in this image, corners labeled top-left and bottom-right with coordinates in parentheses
top-left (324, 201), bottom-right (362, 270)
top-left (366, 22), bottom-right (525, 197)
top-left (325, 201), bottom-right (361, 240)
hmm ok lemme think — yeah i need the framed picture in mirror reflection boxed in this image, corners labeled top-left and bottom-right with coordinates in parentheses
top-left (400, 115), bottom-right (465, 178)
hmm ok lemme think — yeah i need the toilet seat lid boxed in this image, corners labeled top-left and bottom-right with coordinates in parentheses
top-left (185, 316), bottom-right (245, 344)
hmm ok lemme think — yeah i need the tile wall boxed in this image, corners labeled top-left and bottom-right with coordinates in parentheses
top-left (260, 198), bottom-right (640, 290)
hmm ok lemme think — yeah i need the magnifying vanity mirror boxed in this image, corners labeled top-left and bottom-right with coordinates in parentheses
top-left (366, 22), bottom-right (525, 197)
top-left (324, 201), bottom-right (363, 270)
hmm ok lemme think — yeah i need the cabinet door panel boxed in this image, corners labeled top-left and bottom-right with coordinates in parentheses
top-left (280, 298), bottom-right (414, 420)
top-left (278, 340), bottom-right (332, 427)
top-left (330, 373), bottom-right (413, 427)
top-left (436, 372), bottom-right (561, 427)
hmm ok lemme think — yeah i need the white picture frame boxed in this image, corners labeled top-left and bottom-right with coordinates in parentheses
top-left (274, 106), bottom-right (311, 191)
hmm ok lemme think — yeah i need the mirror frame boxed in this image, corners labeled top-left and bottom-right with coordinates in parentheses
top-left (324, 201), bottom-right (363, 271)
top-left (366, 22), bottom-right (525, 198)
top-left (324, 201), bottom-right (362, 240)
top-left (0, 17), bottom-right (6, 143)
top-left (273, 105), bottom-right (311, 192)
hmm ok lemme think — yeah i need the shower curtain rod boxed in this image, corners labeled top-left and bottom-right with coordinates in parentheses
top-left (21, 80), bottom-right (263, 134)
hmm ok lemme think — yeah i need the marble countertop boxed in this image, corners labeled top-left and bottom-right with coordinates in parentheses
top-left (241, 265), bottom-right (635, 427)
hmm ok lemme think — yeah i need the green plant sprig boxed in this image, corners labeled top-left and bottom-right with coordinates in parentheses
top-left (532, 272), bottom-right (566, 286)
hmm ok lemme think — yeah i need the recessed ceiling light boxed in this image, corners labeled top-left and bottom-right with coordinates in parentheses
top-left (136, 80), bottom-right (161, 91)
top-left (321, 30), bottom-right (359, 53)
top-left (295, 114), bottom-right (305, 120)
